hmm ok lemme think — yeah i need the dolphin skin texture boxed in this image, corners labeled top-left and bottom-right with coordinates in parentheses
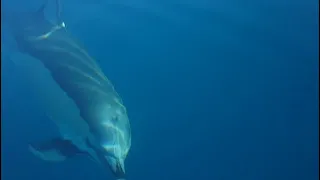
top-left (2, 2), bottom-right (131, 179)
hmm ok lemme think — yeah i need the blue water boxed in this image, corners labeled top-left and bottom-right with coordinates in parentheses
top-left (1, 0), bottom-right (319, 180)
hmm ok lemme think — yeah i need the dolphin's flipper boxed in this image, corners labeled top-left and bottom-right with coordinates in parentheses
top-left (29, 138), bottom-right (87, 162)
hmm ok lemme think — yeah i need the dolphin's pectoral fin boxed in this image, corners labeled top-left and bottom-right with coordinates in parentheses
top-left (29, 137), bottom-right (86, 162)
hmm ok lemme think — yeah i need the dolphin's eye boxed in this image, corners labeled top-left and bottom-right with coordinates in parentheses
top-left (112, 116), bottom-right (119, 122)
top-left (116, 107), bottom-right (126, 115)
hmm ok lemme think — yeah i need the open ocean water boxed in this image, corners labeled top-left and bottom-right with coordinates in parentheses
top-left (1, 0), bottom-right (319, 180)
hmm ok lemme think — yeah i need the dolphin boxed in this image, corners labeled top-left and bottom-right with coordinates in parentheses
top-left (2, 1), bottom-right (131, 179)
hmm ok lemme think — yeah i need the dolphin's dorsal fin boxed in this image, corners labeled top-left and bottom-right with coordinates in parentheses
top-left (37, 4), bottom-right (46, 14)
top-left (36, 0), bottom-right (48, 18)
top-left (55, 0), bottom-right (62, 24)
top-left (35, 0), bottom-right (62, 23)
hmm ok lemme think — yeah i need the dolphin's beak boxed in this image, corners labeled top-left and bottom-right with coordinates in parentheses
top-left (114, 159), bottom-right (126, 178)
top-left (105, 156), bottom-right (126, 178)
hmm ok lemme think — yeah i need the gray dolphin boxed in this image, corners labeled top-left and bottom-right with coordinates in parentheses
top-left (2, 1), bottom-right (131, 179)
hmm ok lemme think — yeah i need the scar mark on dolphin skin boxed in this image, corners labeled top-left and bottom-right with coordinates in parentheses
top-left (57, 63), bottom-right (103, 87)
top-left (71, 82), bottom-right (115, 103)
top-left (34, 22), bottom-right (65, 40)
top-left (31, 26), bottom-right (107, 83)
top-left (39, 45), bottom-right (108, 83)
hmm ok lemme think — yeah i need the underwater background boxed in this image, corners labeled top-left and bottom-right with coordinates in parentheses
top-left (1, 0), bottom-right (319, 180)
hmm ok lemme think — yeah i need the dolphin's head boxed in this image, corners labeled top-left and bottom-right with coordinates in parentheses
top-left (90, 103), bottom-right (131, 179)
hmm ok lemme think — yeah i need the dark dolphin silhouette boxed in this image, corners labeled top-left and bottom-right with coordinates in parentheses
top-left (2, 1), bottom-right (131, 179)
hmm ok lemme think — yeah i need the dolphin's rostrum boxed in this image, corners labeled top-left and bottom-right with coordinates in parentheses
top-left (2, 1), bottom-right (131, 179)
